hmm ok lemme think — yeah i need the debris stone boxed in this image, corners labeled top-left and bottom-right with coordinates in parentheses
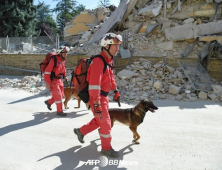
top-left (1, 57), bottom-right (221, 104)
top-left (2, 0), bottom-right (222, 104)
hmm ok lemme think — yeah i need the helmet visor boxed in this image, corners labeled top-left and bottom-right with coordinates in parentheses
top-left (113, 35), bottom-right (122, 44)
top-left (61, 46), bottom-right (70, 53)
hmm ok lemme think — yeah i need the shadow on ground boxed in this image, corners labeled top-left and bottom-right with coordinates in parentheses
top-left (38, 138), bottom-right (135, 170)
top-left (0, 111), bottom-right (88, 137)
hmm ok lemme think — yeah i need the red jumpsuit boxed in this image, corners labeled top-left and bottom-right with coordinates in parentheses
top-left (79, 51), bottom-right (117, 151)
top-left (44, 55), bottom-right (66, 113)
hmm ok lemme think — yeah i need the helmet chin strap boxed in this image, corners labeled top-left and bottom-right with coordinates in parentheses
top-left (60, 53), bottom-right (65, 60)
top-left (104, 45), bottom-right (113, 58)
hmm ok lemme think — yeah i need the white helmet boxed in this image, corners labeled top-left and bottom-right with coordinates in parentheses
top-left (100, 33), bottom-right (122, 47)
top-left (57, 46), bottom-right (70, 53)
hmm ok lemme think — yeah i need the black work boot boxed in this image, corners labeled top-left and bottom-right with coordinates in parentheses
top-left (44, 101), bottom-right (52, 111)
top-left (74, 128), bottom-right (85, 143)
top-left (101, 149), bottom-right (119, 158)
top-left (57, 112), bottom-right (67, 117)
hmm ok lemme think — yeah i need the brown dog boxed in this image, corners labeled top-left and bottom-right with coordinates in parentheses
top-left (108, 99), bottom-right (158, 144)
top-left (63, 87), bottom-right (81, 109)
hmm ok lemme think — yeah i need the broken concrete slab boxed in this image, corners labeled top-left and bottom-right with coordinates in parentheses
top-left (64, 10), bottom-right (103, 38)
top-left (118, 0), bottom-right (138, 30)
top-left (184, 18), bottom-right (195, 24)
top-left (123, 21), bottom-right (140, 29)
top-left (169, 85), bottom-right (181, 95)
top-left (165, 23), bottom-right (194, 41)
top-left (138, 0), bottom-right (162, 17)
top-left (194, 20), bottom-right (222, 39)
top-left (156, 41), bottom-right (174, 51)
top-left (87, 0), bottom-right (129, 44)
top-left (162, 21), bottom-right (171, 32)
top-left (154, 80), bottom-right (163, 90)
top-left (65, 23), bottom-right (91, 38)
top-left (165, 20), bottom-right (222, 41)
top-left (117, 69), bottom-right (137, 80)
top-left (119, 46), bottom-right (131, 59)
top-left (78, 31), bottom-right (92, 44)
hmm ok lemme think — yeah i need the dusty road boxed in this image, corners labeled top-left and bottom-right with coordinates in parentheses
top-left (0, 88), bottom-right (222, 170)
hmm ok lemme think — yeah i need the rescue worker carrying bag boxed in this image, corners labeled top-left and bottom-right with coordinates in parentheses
top-left (70, 55), bottom-right (112, 103)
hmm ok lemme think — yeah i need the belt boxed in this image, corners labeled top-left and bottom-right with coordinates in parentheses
top-left (51, 72), bottom-right (63, 80)
top-left (54, 76), bottom-right (62, 79)
top-left (100, 90), bottom-right (109, 97)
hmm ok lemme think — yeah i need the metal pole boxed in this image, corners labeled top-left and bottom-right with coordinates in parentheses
top-left (31, 35), bottom-right (33, 53)
top-left (58, 34), bottom-right (60, 49)
top-left (44, 30), bottom-right (56, 45)
top-left (56, 34), bottom-right (57, 51)
top-left (56, 33), bottom-right (59, 50)
top-left (178, 0), bottom-right (181, 12)
top-left (164, 0), bottom-right (167, 18)
top-left (6, 35), bottom-right (9, 52)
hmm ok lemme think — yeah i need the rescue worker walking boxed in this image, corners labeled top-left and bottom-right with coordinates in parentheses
top-left (44, 46), bottom-right (70, 116)
top-left (74, 33), bottom-right (122, 158)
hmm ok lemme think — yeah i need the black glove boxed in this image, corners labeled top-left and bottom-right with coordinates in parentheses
top-left (114, 90), bottom-right (121, 107)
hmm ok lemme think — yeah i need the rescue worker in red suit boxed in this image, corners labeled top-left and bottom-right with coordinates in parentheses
top-left (74, 33), bottom-right (122, 158)
top-left (44, 46), bottom-right (70, 117)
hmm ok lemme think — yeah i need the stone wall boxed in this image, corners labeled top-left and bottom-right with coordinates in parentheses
top-left (0, 54), bottom-right (222, 82)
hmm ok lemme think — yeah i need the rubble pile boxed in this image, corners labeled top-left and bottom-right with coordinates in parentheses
top-left (0, 75), bottom-right (50, 95)
top-left (67, 0), bottom-right (222, 60)
top-left (1, 58), bottom-right (222, 105)
top-left (114, 58), bottom-right (222, 104)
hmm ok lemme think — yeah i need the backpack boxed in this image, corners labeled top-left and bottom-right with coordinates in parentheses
top-left (39, 52), bottom-right (57, 76)
top-left (71, 55), bottom-right (112, 103)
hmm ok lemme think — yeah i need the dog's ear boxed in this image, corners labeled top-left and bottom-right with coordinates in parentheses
top-left (141, 99), bottom-right (145, 104)
top-left (141, 99), bottom-right (149, 104)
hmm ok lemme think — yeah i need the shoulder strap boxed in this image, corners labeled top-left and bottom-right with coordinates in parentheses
top-left (52, 55), bottom-right (57, 68)
top-left (91, 55), bottom-right (113, 73)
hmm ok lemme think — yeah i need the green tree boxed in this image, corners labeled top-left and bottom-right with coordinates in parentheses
top-left (0, 0), bottom-right (39, 37)
top-left (52, 0), bottom-right (85, 33)
top-left (97, 0), bottom-right (111, 7)
top-left (35, 2), bottom-right (58, 39)
top-left (36, 2), bottom-right (51, 23)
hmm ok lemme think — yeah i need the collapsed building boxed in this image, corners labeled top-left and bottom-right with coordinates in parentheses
top-left (65, 0), bottom-right (222, 66)
top-left (63, 0), bottom-right (222, 103)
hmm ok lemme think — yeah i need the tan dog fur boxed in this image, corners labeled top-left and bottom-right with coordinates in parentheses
top-left (63, 87), bottom-right (81, 109)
